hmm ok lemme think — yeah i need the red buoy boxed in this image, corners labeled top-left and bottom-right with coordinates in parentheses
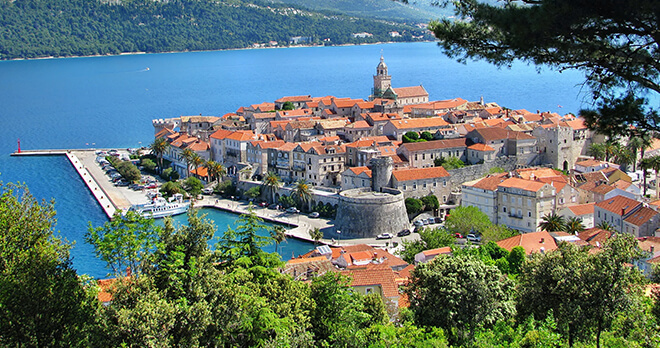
top-left (17, 139), bottom-right (21, 153)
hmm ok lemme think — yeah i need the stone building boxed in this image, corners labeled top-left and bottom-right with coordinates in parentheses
top-left (369, 55), bottom-right (429, 106)
top-left (532, 118), bottom-right (592, 172)
top-left (496, 177), bottom-right (557, 233)
top-left (382, 117), bottom-right (450, 141)
top-left (391, 166), bottom-right (452, 202)
top-left (397, 138), bottom-right (468, 168)
top-left (461, 173), bottom-right (509, 224)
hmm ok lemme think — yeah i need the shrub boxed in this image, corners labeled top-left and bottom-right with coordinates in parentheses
top-left (405, 197), bottom-right (423, 216)
top-left (183, 177), bottom-right (204, 196)
top-left (141, 158), bottom-right (157, 173)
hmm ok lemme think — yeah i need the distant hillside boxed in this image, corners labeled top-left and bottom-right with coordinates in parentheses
top-left (0, 0), bottom-right (434, 60)
top-left (267, 0), bottom-right (451, 23)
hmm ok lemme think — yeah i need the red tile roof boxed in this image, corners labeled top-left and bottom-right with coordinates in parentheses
top-left (566, 203), bottom-right (595, 216)
top-left (624, 206), bottom-right (658, 226)
top-left (341, 268), bottom-right (400, 298)
top-left (468, 143), bottom-right (495, 151)
top-left (421, 246), bottom-right (452, 256)
top-left (393, 85), bottom-right (428, 98)
top-left (497, 231), bottom-right (558, 255)
top-left (400, 138), bottom-right (468, 151)
top-left (498, 177), bottom-right (548, 192)
top-left (392, 166), bottom-right (450, 181)
top-left (388, 117), bottom-right (449, 130)
top-left (465, 173), bottom-right (508, 191)
top-left (577, 228), bottom-right (612, 247)
top-left (347, 166), bottom-right (372, 178)
top-left (210, 129), bottom-right (234, 140)
top-left (347, 120), bottom-right (372, 129)
top-left (595, 195), bottom-right (641, 215)
top-left (275, 95), bottom-right (312, 103)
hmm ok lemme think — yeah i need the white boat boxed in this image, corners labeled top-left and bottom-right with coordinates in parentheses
top-left (129, 193), bottom-right (189, 218)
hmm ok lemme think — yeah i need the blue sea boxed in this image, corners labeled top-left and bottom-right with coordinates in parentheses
top-left (0, 42), bottom-right (589, 278)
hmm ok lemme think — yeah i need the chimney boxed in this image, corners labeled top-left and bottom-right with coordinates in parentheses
top-left (652, 246), bottom-right (655, 253)
top-left (540, 238), bottom-right (545, 243)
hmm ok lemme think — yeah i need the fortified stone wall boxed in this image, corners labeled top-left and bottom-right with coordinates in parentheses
top-left (334, 187), bottom-right (409, 238)
top-left (447, 156), bottom-right (518, 191)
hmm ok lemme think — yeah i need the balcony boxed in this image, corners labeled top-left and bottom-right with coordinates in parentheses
top-left (508, 213), bottom-right (524, 219)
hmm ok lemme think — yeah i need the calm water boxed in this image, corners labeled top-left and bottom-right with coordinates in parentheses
top-left (0, 42), bottom-right (589, 277)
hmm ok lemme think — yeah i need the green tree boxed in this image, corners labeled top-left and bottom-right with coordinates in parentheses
top-left (538, 213), bottom-right (566, 232)
top-left (86, 210), bottom-right (161, 276)
top-left (435, 156), bottom-right (465, 170)
top-left (245, 185), bottom-right (261, 200)
top-left (420, 131), bottom-right (434, 141)
top-left (308, 227), bottom-right (323, 245)
top-left (190, 153), bottom-right (204, 179)
top-left (596, 220), bottom-right (616, 232)
top-left (517, 234), bottom-right (645, 347)
top-left (115, 160), bottom-right (141, 182)
top-left (150, 137), bottom-right (169, 174)
top-left (160, 180), bottom-right (183, 197)
top-left (565, 217), bottom-right (585, 234)
top-left (399, 226), bottom-right (455, 263)
top-left (141, 158), bottom-right (157, 173)
top-left (181, 148), bottom-right (195, 178)
top-left (445, 205), bottom-right (492, 236)
top-left (628, 133), bottom-right (653, 172)
top-left (262, 171), bottom-right (282, 203)
top-left (403, 131), bottom-right (420, 142)
top-left (589, 143), bottom-right (607, 161)
top-left (0, 182), bottom-right (100, 346)
top-left (282, 101), bottom-right (295, 110)
top-left (204, 160), bottom-right (225, 185)
top-left (293, 179), bottom-right (312, 212)
top-left (506, 246), bottom-right (526, 275)
top-left (183, 176), bottom-right (203, 196)
top-left (270, 225), bottom-right (287, 254)
top-left (219, 205), bottom-right (273, 263)
top-left (406, 254), bottom-right (515, 344)
top-left (421, 194), bottom-right (439, 211)
top-left (481, 224), bottom-right (518, 243)
top-left (404, 197), bottom-right (424, 216)
top-left (430, 0), bottom-right (660, 133)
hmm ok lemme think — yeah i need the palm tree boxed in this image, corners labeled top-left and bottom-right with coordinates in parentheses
top-left (191, 153), bottom-right (204, 180)
top-left (308, 227), bottom-right (323, 245)
top-left (293, 179), bottom-right (312, 212)
top-left (640, 157), bottom-right (654, 197)
top-left (150, 137), bottom-right (169, 174)
top-left (589, 143), bottom-right (606, 161)
top-left (650, 155), bottom-right (660, 199)
top-left (613, 147), bottom-right (634, 172)
top-left (603, 138), bottom-right (620, 162)
top-left (205, 160), bottom-right (226, 185)
top-left (629, 133), bottom-right (652, 171)
top-left (538, 213), bottom-right (566, 232)
top-left (596, 221), bottom-right (616, 232)
top-left (270, 225), bottom-right (286, 253)
top-left (262, 171), bottom-right (282, 204)
top-left (565, 217), bottom-right (585, 234)
top-left (182, 148), bottom-right (195, 178)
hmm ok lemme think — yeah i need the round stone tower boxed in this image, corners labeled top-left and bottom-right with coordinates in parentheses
top-left (370, 156), bottom-right (393, 193)
top-left (334, 187), bottom-right (409, 238)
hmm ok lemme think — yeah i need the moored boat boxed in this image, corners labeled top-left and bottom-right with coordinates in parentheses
top-left (129, 193), bottom-right (189, 218)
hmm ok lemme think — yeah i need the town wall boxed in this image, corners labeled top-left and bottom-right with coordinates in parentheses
top-left (334, 187), bottom-right (409, 238)
top-left (447, 156), bottom-right (518, 191)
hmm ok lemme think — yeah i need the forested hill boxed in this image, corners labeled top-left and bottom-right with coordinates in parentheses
top-left (0, 0), bottom-right (435, 60)
top-left (266, 0), bottom-right (450, 23)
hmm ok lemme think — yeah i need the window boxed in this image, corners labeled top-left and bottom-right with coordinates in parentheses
top-left (503, 207), bottom-right (507, 213)
top-left (503, 195), bottom-right (508, 203)
top-left (443, 195), bottom-right (447, 202)
top-left (443, 180), bottom-right (447, 187)
top-left (528, 211), bottom-right (532, 217)
top-left (365, 287), bottom-right (374, 294)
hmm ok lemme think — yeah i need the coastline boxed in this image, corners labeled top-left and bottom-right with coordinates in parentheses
top-left (2, 40), bottom-right (435, 62)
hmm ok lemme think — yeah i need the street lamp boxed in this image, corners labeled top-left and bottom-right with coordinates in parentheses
top-left (336, 230), bottom-right (341, 245)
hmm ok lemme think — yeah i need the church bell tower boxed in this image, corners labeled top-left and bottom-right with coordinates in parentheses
top-left (372, 55), bottom-right (391, 99)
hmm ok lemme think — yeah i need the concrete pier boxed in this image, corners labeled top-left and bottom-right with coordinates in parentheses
top-left (66, 152), bottom-right (117, 218)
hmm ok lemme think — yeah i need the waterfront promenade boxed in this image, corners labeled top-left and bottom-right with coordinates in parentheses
top-left (27, 149), bottom-right (410, 248)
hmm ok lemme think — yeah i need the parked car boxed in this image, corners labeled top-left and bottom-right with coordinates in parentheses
top-left (413, 220), bottom-right (424, 227)
top-left (286, 207), bottom-right (299, 214)
top-left (423, 218), bottom-right (431, 225)
top-left (115, 180), bottom-right (129, 187)
top-left (466, 234), bottom-right (481, 243)
top-left (454, 233), bottom-right (464, 239)
top-left (435, 217), bottom-right (443, 224)
top-left (202, 187), bottom-right (214, 195)
top-left (309, 212), bottom-right (320, 218)
top-left (268, 204), bottom-right (279, 210)
top-left (258, 201), bottom-right (268, 207)
top-left (376, 233), bottom-right (394, 240)
top-left (397, 229), bottom-right (411, 237)
top-left (145, 183), bottom-right (158, 189)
